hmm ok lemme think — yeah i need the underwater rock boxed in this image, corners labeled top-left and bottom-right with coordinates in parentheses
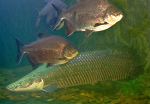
top-left (107, 94), bottom-right (115, 99)
top-left (60, 89), bottom-right (71, 95)
top-left (76, 102), bottom-right (82, 104)
top-left (47, 99), bottom-right (53, 101)
top-left (9, 95), bottom-right (30, 101)
top-left (80, 90), bottom-right (86, 93)
top-left (70, 99), bottom-right (75, 102)
top-left (111, 99), bottom-right (121, 104)
top-left (35, 96), bottom-right (41, 98)
top-left (0, 88), bottom-right (4, 94)
top-left (80, 93), bottom-right (86, 96)
top-left (71, 88), bottom-right (76, 92)
top-left (92, 98), bottom-right (97, 102)
top-left (44, 95), bottom-right (49, 99)
top-left (139, 99), bottom-right (147, 104)
top-left (125, 98), bottom-right (133, 104)
top-left (0, 95), bottom-right (6, 99)
top-left (39, 91), bottom-right (47, 97)
top-left (2, 90), bottom-right (11, 96)
top-left (103, 96), bottom-right (110, 103)
top-left (7, 95), bottom-right (14, 100)
top-left (85, 92), bottom-right (91, 97)
top-left (139, 95), bottom-right (147, 99)
top-left (98, 93), bottom-right (103, 98)
top-left (91, 91), bottom-right (95, 94)
top-left (133, 100), bottom-right (140, 104)
top-left (90, 94), bottom-right (95, 98)
top-left (73, 95), bottom-right (80, 100)
top-left (0, 86), bottom-right (5, 89)
top-left (121, 102), bottom-right (126, 104)
top-left (31, 93), bottom-right (38, 97)
top-left (100, 97), bottom-right (104, 102)
top-left (147, 100), bottom-right (150, 104)
top-left (114, 91), bottom-right (123, 97)
top-left (81, 96), bottom-right (89, 103)
top-left (18, 95), bottom-right (30, 101)
top-left (58, 95), bottom-right (72, 101)
top-left (96, 99), bottom-right (102, 103)
top-left (132, 94), bottom-right (139, 100)
top-left (51, 92), bottom-right (60, 98)
top-left (120, 95), bottom-right (126, 102)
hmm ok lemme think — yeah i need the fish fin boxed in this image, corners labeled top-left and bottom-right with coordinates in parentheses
top-left (64, 20), bottom-right (76, 36)
top-left (26, 54), bottom-right (39, 70)
top-left (15, 38), bottom-right (25, 65)
top-left (75, 0), bottom-right (86, 3)
top-left (52, 4), bottom-right (63, 30)
top-left (34, 8), bottom-right (41, 27)
top-left (37, 32), bottom-right (50, 39)
top-left (52, 4), bottom-right (62, 16)
top-left (34, 7), bottom-right (39, 13)
top-left (42, 83), bottom-right (57, 92)
top-left (35, 17), bottom-right (41, 27)
top-left (44, 0), bottom-right (49, 3)
top-left (94, 22), bottom-right (108, 27)
top-left (46, 63), bottom-right (53, 67)
top-left (46, 13), bottom-right (54, 25)
top-left (56, 21), bottom-right (64, 30)
top-left (85, 29), bottom-right (93, 37)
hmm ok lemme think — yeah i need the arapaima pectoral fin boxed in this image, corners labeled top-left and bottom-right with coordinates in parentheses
top-left (42, 83), bottom-right (57, 92)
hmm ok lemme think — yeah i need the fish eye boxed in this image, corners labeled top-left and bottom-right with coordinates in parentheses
top-left (14, 86), bottom-right (17, 88)
top-left (72, 49), bottom-right (74, 52)
top-left (114, 13), bottom-right (118, 16)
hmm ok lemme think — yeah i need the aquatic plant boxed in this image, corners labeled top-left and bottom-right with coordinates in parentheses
top-left (120, 76), bottom-right (144, 95)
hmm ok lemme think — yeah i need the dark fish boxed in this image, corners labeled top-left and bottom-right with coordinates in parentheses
top-left (35, 0), bottom-right (68, 27)
top-left (6, 48), bottom-right (143, 92)
top-left (15, 32), bottom-right (78, 69)
top-left (52, 0), bottom-right (123, 37)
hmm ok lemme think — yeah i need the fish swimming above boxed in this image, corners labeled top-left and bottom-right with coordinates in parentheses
top-left (15, 32), bottom-right (78, 69)
top-left (52, 0), bottom-right (123, 37)
top-left (6, 48), bottom-right (144, 92)
top-left (35, 0), bottom-right (68, 28)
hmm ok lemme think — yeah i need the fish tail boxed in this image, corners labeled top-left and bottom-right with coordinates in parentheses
top-left (36, 17), bottom-right (41, 27)
top-left (34, 7), bottom-right (41, 27)
top-left (15, 38), bottom-right (25, 65)
top-left (52, 4), bottom-right (63, 30)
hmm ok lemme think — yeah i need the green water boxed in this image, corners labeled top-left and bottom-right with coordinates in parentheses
top-left (0, 0), bottom-right (150, 103)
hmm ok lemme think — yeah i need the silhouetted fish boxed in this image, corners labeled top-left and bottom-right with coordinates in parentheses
top-left (35, 0), bottom-right (68, 27)
top-left (52, 0), bottom-right (123, 37)
top-left (15, 33), bottom-right (78, 69)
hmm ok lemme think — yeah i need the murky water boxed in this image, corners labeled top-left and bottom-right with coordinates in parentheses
top-left (0, 0), bottom-right (150, 104)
